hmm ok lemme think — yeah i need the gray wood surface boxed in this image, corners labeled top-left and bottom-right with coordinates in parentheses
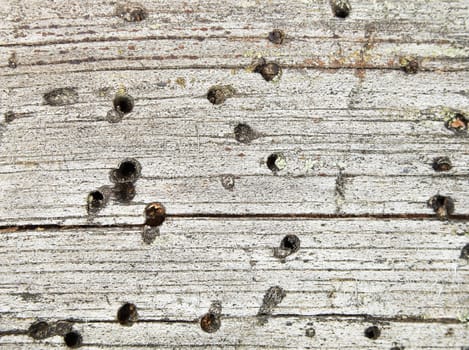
top-left (0, 0), bottom-right (468, 349)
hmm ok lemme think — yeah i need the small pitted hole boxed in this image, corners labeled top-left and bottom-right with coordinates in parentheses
top-left (364, 325), bottom-right (381, 340)
top-left (445, 113), bottom-right (468, 134)
top-left (200, 312), bottom-right (221, 333)
top-left (330, 0), bottom-right (351, 18)
top-left (390, 346), bottom-right (404, 350)
top-left (110, 158), bottom-right (142, 184)
top-left (234, 123), bottom-right (257, 144)
top-left (113, 182), bottom-right (136, 202)
top-left (115, 2), bottom-right (148, 22)
top-left (106, 109), bottom-right (124, 123)
top-left (399, 56), bottom-right (419, 74)
top-left (28, 320), bottom-right (50, 339)
top-left (460, 243), bottom-right (469, 260)
top-left (117, 303), bottom-right (138, 326)
top-left (280, 234), bottom-right (300, 253)
top-left (8, 52), bottom-right (18, 68)
top-left (267, 152), bottom-right (286, 172)
top-left (256, 62), bottom-right (282, 82)
top-left (113, 94), bottom-right (134, 114)
top-left (305, 327), bottom-right (316, 337)
top-left (44, 87), bottom-right (79, 106)
top-left (428, 195), bottom-right (455, 219)
top-left (220, 175), bottom-right (235, 191)
top-left (87, 187), bottom-right (110, 214)
top-left (64, 331), bottom-right (82, 348)
top-left (268, 29), bottom-right (285, 44)
top-left (432, 157), bottom-right (452, 172)
top-left (145, 202), bottom-right (166, 226)
top-left (207, 85), bottom-right (236, 105)
top-left (142, 225), bottom-right (160, 244)
top-left (4, 111), bottom-right (16, 123)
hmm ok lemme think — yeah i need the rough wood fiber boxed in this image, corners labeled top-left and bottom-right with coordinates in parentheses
top-left (0, 0), bottom-right (468, 349)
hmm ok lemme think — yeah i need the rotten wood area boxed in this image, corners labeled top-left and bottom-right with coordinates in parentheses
top-left (0, 0), bottom-right (468, 349)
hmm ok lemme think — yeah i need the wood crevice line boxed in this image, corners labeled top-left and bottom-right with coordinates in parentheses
top-left (1, 213), bottom-right (469, 233)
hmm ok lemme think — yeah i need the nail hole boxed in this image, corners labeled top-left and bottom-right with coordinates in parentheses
top-left (364, 325), bottom-right (381, 340)
top-left (113, 94), bottom-right (134, 114)
top-left (330, 0), bottom-right (351, 18)
top-left (280, 234), bottom-right (300, 253)
top-left (460, 243), bottom-right (469, 260)
top-left (115, 2), bottom-right (148, 22)
top-left (254, 59), bottom-right (282, 82)
top-left (428, 195), bottom-right (455, 219)
top-left (445, 113), bottom-right (468, 134)
top-left (64, 331), bottom-right (82, 348)
top-left (234, 123), bottom-right (257, 144)
top-left (200, 312), bottom-right (221, 333)
top-left (207, 85), bottom-right (236, 105)
top-left (145, 202), bottom-right (166, 226)
top-left (268, 29), bottom-right (285, 44)
top-left (43, 87), bottom-right (79, 106)
top-left (28, 320), bottom-right (50, 340)
top-left (267, 152), bottom-right (286, 172)
top-left (220, 175), bottom-right (235, 191)
top-left (399, 56), bottom-right (419, 74)
top-left (110, 158), bottom-right (142, 184)
top-left (432, 157), bottom-right (452, 172)
top-left (117, 303), bottom-right (138, 326)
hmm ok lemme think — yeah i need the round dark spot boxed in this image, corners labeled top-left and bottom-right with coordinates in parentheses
top-left (460, 243), bottom-right (469, 260)
top-left (220, 175), bottom-right (235, 191)
top-left (145, 202), bottom-right (166, 226)
top-left (268, 29), bottom-right (285, 44)
top-left (257, 62), bottom-right (281, 82)
top-left (64, 331), bottom-right (82, 348)
top-left (28, 321), bottom-right (50, 340)
top-left (390, 346), bottom-right (405, 350)
top-left (117, 303), bottom-right (138, 326)
top-left (267, 152), bottom-right (286, 172)
top-left (113, 94), bottom-right (134, 114)
top-left (200, 312), bottom-right (221, 333)
top-left (445, 113), bottom-right (468, 134)
top-left (364, 326), bottom-right (381, 340)
top-left (427, 195), bottom-right (455, 219)
top-left (112, 182), bottom-right (136, 202)
top-left (207, 86), bottom-right (226, 105)
top-left (331, 0), bottom-right (351, 18)
top-left (110, 158), bottom-right (142, 184)
top-left (305, 327), bottom-right (315, 337)
top-left (432, 157), bottom-right (452, 172)
top-left (280, 234), bottom-right (300, 254)
top-left (234, 123), bottom-right (257, 144)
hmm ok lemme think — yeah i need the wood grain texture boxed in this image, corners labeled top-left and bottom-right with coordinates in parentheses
top-left (0, 0), bottom-right (468, 349)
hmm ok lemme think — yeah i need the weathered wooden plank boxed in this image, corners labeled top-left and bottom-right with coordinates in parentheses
top-left (1, 0), bottom-right (467, 72)
top-left (1, 317), bottom-right (468, 349)
top-left (0, 219), bottom-right (467, 327)
top-left (1, 68), bottom-right (468, 224)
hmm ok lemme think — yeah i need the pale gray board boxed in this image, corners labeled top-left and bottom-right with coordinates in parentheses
top-left (0, 68), bottom-right (468, 225)
top-left (1, 317), bottom-right (468, 349)
top-left (0, 219), bottom-right (467, 325)
top-left (0, 0), bottom-right (468, 72)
